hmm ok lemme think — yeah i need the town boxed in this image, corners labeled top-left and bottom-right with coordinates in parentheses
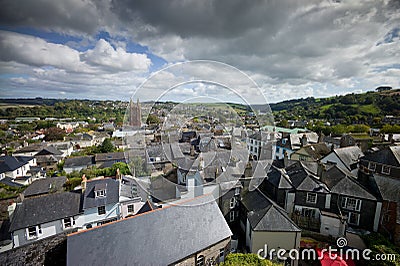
top-left (0, 88), bottom-right (399, 265)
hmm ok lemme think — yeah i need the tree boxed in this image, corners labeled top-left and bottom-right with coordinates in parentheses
top-left (44, 127), bottom-right (65, 141)
top-left (146, 114), bottom-right (161, 125)
top-left (99, 138), bottom-right (115, 153)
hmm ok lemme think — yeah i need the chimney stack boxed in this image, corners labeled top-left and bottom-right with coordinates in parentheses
top-left (81, 174), bottom-right (87, 191)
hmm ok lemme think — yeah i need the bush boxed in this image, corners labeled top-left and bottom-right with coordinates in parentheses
top-left (220, 253), bottom-right (282, 266)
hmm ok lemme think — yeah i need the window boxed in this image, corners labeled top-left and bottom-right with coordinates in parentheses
top-left (230, 197), bottom-right (236, 209)
top-left (95, 189), bottom-right (106, 198)
top-left (301, 208), bottom-right (316, 218)
top-left (348, 212), bottom-right (360, 225)
top-left (235, 187), bottom-right (240, 196)
top-left (382, 165), bottom-right (391, 175)
top-left (63, 217), bottom-right (75, 229)
top-left (219, 248), bottom-right (225, 262)
top-left (368, 162), bottom-right (376, 171)
top-left (26, 225), bottom-right (42, 239)
top-left (196, 255), bottom-right (205, 266)
top-left (306, 193), bottom-right (317, 204)
top-left (229, 211), bottom-right (235, 222)
top-left (341, 197), bottom-right (361, 211)
top-left (127, 204), bottom-right (134, 213)
top-left (98, 205), bottom-right (106, 215)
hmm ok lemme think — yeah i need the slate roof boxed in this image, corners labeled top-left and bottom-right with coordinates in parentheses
top-left (136, 200), bottom-right (158, 214)
top-left (64, 156), bottom-right (94, 168)
top-left (241, 189), bottom-right (300, 232)
top-left (10, 191), bottom-right (81, 231)
top-left (120, 175), bottom-right (150, 201)
top-left (150, 175), bottom-right (179, 203)
top-left (333, 146), bottom-right (364, 170)
top-left (35, 146), bottom-right (63, 156)
top-left (299, 143), bottom-right (330, 160)
top-left (266, 166), bottom-right (293, 189)
top-left (323, 166), bottom-right (376, 200)
top-left (23, 176), bottom-right (67, 197)
top-left (67, 194), bottom-right (232, 266)
top-left (373, 174), bottom-right (400, 224)
top-left (0, 176), bottom-right (24, 188)
top-left (83, 178), bottom-right (119, 209)
top-left (94, 152), bottom-right (126, 162)
top-left (361, 146), bottom-right (400, 167)
top-left (0, 155), bottom-right (32, 173)
top-left (285, 162), bottom-right (330, 193)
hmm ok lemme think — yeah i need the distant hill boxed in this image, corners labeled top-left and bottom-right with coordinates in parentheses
top-left (252, 89), bottom-right (400, 121)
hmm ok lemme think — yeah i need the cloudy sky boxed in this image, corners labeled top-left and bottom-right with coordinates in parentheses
top-left (0, 0), bottom-right (399, 103)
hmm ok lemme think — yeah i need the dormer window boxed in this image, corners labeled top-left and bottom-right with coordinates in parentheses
top-left (94, 183), bottom-right (107, 198)
top-left (95, 189), bottom-right (107, 198)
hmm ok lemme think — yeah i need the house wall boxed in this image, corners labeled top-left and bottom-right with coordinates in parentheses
top-left (330, 194), bottom-right (378, 231)
top-left (120, 200), bottom-right (145, 218)
top-left (294, 191), bottom-right (327, 211)
top-left (6, 165), bottom-right (29, 179)
top-left (379, 201), bottom-right (400, 245)
top-left (320, 215), bottom-right (346, 237)
top-left (83, 203), bottom-right (119, 228)
top-left (174, 238), bottom-right (230, 266)
top-left (251, 231), bottom-right (301, 266)
top-left (12, 217), bottom-right (78, 247)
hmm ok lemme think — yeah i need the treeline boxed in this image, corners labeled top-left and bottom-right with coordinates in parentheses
top-left (271, 89), bottom-right (400, 123)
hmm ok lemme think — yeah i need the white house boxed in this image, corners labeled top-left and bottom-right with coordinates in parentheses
top-left (9, 191), bottom-right (82, 247)
top-left (0, 155), bottom-right (36, 179)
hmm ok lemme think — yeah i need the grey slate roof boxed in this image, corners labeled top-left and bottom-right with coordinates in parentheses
top-left (10, 191), bottom-right (81, 231)
top-left (23, 176), bottom-right (67, 197)
top-left (333, 146), bottom-right (364, 170)
top-left (35, 146), bottom-right (63, 156)
top-left (266, 166), bottom-right (293, 189)
top-left (241, 189), bottom-right (300, 232)
top-left (285, 162), bottom-right (329, 193)
top-left (136, 200), bottom-right (158, 214)
top-left (324, 166), bottom-right (376, 200)
top-left (361, 146), bottom-right (400, 167)
top-left (64, 156), bottom-right (94, 168)
top-left (0, 155), bottom-right (32, 173)
top-left (83, 178), bottom-right (119, 209)
top-left (373, 174), bottom-right (400, 223)
top-left (67, 194), bottom-right (232, 266)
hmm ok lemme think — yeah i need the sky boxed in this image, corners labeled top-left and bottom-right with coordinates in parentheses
top-left (0, 0), bottom-right (399, 103)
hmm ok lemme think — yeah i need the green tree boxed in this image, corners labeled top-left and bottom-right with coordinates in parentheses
top-left (44, 127), bottom-right (65, 141)
top-left (146, 114), bottom-right (161, 125)
top-left (100, 138), bottom-right (115, 153)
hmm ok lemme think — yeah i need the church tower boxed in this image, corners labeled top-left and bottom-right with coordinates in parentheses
top-left (129, 98), bottom-right (142, 128)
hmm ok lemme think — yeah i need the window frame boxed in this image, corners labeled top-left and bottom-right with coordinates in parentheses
top-left (26, 225), bottom-right (42, 240)
top-left (342, 197), bottom-right (361, 211)
top-left (229, 211), bottom-right (235, 222)
top-left (127, 204), bottom-right (134, 213)
top-left (196, 255), bottom-right (205, 266)
top-left (381, 165), bottom-right (391, 175)
top-left (63, 217), bottom-right (75, 230)
top-left (98, 205), bottom-right (106, 215)
top-left (368, 162), bottom-right (376, 171)
top-left (229, 197), bottom-right (236, 209)
top-left (306, 193), bottom-right (317, 204)
top-left (347, 212), bottom-right (360, 225)
top-left (95, 189), bottom-right (106, 198)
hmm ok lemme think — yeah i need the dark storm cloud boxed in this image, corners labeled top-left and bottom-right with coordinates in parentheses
top-left (0, 0), bottom-right (101, 34)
